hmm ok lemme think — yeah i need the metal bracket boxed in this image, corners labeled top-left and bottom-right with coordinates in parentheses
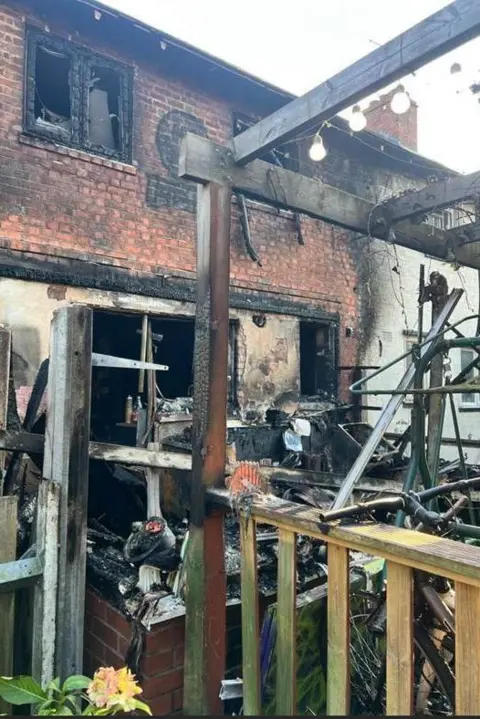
top-left (92, 353), bottom-right (168, 371)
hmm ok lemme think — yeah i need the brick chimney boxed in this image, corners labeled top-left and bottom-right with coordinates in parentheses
top-left (364, 88), bottom-right (418, 151)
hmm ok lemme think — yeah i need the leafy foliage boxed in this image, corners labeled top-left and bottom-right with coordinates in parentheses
top-left (0, 668), bottom-right (151, 716)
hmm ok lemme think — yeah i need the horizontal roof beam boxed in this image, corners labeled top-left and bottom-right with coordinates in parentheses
top-left (370, 170), bottom-right (480, 224)
top-left (233, 0), bottom-right (480, 164)
top-left (179, 133), bottom-right (480, 269)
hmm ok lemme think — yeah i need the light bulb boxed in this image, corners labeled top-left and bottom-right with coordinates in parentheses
top-left (449, 62), bottom-right (463, 93)
top-left (349, 105), bottom-right (367, 132)
top-left (390, 84), bottom-right (411, 114)
top-left (309, 135), bottom-right (327, 162)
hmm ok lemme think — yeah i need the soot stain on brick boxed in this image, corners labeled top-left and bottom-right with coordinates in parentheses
top-left (146, 110), bottom-right (208, 213)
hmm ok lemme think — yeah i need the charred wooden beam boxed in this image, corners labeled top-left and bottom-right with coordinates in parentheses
top-left (43, 305), bottom-right (92, 680)
top-left (180, 134), bottom-right (480, 268)
top-left (183, 183), bottom-right (231, 715)
top-left (232, 1), bottom-right (480, 164)
top-left (370, 170), bottom-right (480, 224)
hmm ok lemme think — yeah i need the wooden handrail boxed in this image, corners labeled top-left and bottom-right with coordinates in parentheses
top-left (238, 494), bottom-right (480, 716)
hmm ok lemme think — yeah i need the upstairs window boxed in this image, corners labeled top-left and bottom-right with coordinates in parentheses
top-left (24, 28), bottom-right (133, 163)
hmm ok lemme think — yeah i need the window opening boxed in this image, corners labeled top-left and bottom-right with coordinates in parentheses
top-left (91, 310), bottom-right (237, 444)
top-left (299, 321), bottom-right (336, 396)
top-left (460, 348), bottom-right (480, 406)
top-left (34, 44), bottom-right (72, 140)
top-left (88, 65), bottom-right (121, 151)
top-left (25, 28), bottom-right (133, 162)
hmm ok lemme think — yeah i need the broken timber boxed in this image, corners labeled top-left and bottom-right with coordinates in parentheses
top-left (370, 168), bottom-right (480, 224)
top-left (232, 0), bottom-right (480, 163)
top-left (183, 183), bottom-right (230, 715)
top-left (43, 306), bottom-right (92, 680)
top-left (179, 134), bottom-right (480, 269)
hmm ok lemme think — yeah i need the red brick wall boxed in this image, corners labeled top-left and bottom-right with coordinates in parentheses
top-left (0, 4), bottom-right (361, 375)
top-left (84, 590), bottom-right (185, 715)
top-left (84, 590), bottom-right (247, 716)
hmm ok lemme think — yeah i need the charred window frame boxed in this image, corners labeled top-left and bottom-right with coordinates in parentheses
top-left (24, 28), bottom-right (133, 163)
top-left (232, 112), bottom-right (299, 172)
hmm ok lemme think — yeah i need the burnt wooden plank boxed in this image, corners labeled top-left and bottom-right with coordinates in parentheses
top-left (32, 481), bottom-right (60, 686)
top-left (0, 328), bottom-right (11, 492)
top-left (386, 562), bottom-right (413, 715)
top-left (276, 528), bottom-right (297, 716)
top-left (456, 581), bottom-right (480, 715)
top-left (327, 544), bottom-right (350, 715)
top-left (183, 183), bottom-right (231, 715)
top-left (180, 133), bottom-right (371, 230)
top-left (179, 135), bottom-right (478, 268)
top-left (0, 430), bottom-right (45, 454)
top-left (0, 496), bottom-right (17, 714)
top-left (43, 306), bottom-right (92, 679)
top-left (239, 517), bottom-right (261, 716)
top-left (373, 169), bottom-right (480, 223)
top-left (233, 1), bottom-right (480, 163)
top-left (89, 441), bottom-right (193, 470)
top-left (243, 496), bottom-right (480, 586)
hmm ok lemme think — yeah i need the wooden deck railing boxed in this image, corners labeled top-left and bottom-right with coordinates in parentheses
top-left (237, 494), bottom-right (480, 716)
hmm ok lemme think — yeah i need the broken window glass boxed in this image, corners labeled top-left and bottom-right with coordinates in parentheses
top-left (34, 44), bottom-right (72, 140)
top-left (87, 64), bottom-right (121, 152)
top-left (25, 28), bottom-right (133, 162)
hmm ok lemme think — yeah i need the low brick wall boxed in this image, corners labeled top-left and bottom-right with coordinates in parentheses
top-left (84, 590), bottom-right (185, 715)
top-left (84, 589), bottom-right (247, 715)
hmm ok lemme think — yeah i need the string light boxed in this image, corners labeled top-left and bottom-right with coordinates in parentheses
top-left (390, 84), bottom-right (411, 114)
top-left (309, 133), bottom-right (327, 162)
top-left (349, 104), bottom-right (367, 132)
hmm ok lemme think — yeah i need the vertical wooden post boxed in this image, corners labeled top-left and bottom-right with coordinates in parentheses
top-left (426, 275), bottom-right (448, 484)
top-left (43, 305), bottom-right (92, 680)
top-left (386, 561), bottom-right (413, 715)
top-left (183, 182), bottom-right (231, 715)
top-left (0, 495), bottom-right (17, 714)
top-left (276, 529), bottom-right (297, 716)
top-left (327, 544), bottom-right (350, 716)
top-left (240, 517), bottom-right (261, 715)
top-left (456, 581), bottom-right (480, 715)
top-left (0, 328), bottom-right (11, 492)
top-left (32, 480), bottom-right (60, 686)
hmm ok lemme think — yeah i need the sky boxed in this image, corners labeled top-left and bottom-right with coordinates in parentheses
top-left (102, 0), bottom-right (480, 173)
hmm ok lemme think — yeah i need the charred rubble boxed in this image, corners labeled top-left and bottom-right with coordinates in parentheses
top-left (11, 381), bottom-right (480, 666)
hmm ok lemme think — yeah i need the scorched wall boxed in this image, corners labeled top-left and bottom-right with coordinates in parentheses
top-left (0, 1), bottom-right (361, 411)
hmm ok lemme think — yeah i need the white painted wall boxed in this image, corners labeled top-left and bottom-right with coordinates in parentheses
top-left (360, 241), bottom-right (480, 463)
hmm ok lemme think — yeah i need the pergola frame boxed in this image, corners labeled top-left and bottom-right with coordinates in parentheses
top-left (181, 2), bottom-right (480, 713)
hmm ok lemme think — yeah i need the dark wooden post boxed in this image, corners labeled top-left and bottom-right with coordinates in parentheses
top-left (183, 182), bottom-right (231, 715)
top-left (43, 305), bottom-right (92, 679)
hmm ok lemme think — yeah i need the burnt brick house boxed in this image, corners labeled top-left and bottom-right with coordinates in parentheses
top-left (0, 0), bottom-right (454, 712)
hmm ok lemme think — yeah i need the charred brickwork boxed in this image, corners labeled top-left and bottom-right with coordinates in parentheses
top-left (0, 2), bottom-right (361, 392)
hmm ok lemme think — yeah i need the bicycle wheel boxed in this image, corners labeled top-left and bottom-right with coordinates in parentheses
top-left (350, 595), bottom-right (455, 715)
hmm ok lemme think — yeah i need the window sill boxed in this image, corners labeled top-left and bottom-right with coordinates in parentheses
top-left (18, 133), bottom-right (137, 175)
top-left (458, 405), bottom-right (480, 412)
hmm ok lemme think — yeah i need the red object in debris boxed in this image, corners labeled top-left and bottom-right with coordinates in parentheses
top-left (226, 461), bottom-right (263, 496)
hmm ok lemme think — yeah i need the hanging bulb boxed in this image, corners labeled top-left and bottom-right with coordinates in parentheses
top-left (390, 84), bottom-right (411, 114)
top-left (309, 134), bottom-right (327, 161)
top-left (349, 105), bottom-right (367, 132)
top-left (449, 62), bottom-right (463, 93)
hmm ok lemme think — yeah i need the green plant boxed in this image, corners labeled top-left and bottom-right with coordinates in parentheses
top-left (0, 667), bottom-right (151, 716)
